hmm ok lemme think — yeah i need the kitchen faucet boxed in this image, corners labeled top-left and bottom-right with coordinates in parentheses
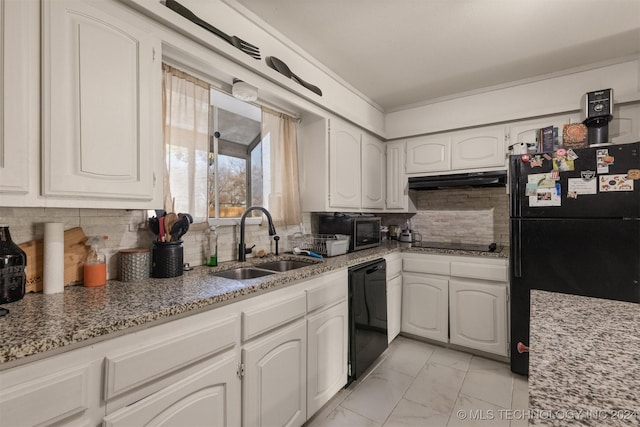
top-left (238, 206), bottom-right (277, 261)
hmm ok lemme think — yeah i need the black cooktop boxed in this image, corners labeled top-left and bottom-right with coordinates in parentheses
top-left (411, 241), bottom-right (502, 253)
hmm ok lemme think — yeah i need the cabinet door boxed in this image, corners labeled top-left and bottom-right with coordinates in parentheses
top-left (361, 134), bottom-right (385, 209)
top-left (243, 319), bottom-right (306, 427)
top-left (401, 273), bottom-right (448, 343)
top-left (42, 0), bottom-right (160, 203)
top-left (405, 135), bottom-right (450, 174)
top-left (385, 141), bottom-right (407, 210)
top-left (0, 0), bottom-right (36, 197)
top-left (103, 351), bottom-right (241, 427)
top-left (449, 279), bottom-right (507, 356)
top-left (307, 300), bottom-right (348, 416)
top-left (329, 120), bottom-right (361, 208)
top-left (451, 126), bottom-right (506, 170)
top-left (387, 274), bottom-right (402, 344)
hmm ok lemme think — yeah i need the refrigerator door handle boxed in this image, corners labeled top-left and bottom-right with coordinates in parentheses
top-left (513, 220), bottom-right (522, 278)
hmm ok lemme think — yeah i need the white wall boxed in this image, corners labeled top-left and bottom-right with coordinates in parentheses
top-left (385, 58), bottom-right (640, 140)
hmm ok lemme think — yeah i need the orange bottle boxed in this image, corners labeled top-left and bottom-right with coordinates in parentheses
top-left (84, 236), bottom-right (107, 287)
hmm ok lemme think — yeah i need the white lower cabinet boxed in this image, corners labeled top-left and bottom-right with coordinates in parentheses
top-left (103, 350), bottom-right (240, 427)
top-left (0, 267), bottom-right (352, 426)
top-left (307, 300), bottom-right (348, 416)
top-left (401, 253), bottom-right (509, 357)
top-left (385, 252), bottom-right (403, 343)
top-left (0, 350), bottom-right (103, 427)
top-left (449, 279), bottom-right (507, 355)
top-left (243, 319), bottom-right (307, 427)
top-left (401, 273), bottom-right (449, 343)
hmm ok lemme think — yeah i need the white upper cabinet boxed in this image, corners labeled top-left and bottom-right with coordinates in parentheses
top-left (406, 125), bottom-right (507, 175)
top-left (42, 0), bottom-right (161, 206)
top-left (329, 120), bottom-right (362, 208)
top-left (361, 133), bottom-right (385, 209)
top-left (300, 114), bottom-right (388, 212)
top-left (406, 134), bottom-right (451, 174)
top-left (0, 0), bottom-right (38, 201)
top-left (385, 141), bottom-right (414, 212)
top-left (450, 126), bottom-right (506, 170)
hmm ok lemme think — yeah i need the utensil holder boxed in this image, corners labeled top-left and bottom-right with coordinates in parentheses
top-left (152, 241), bottom-right (183, 278)
top-left (119, 248), bottom-right (151, 282)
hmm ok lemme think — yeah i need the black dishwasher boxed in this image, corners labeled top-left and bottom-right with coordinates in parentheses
top-left (348, 258), bottom-right (387, 384)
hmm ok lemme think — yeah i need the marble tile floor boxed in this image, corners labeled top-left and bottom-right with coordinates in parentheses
top-left (304, 336), bottom-right (529, 427)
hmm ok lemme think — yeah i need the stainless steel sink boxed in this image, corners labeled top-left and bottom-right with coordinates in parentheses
top-left (256, 259), bottom-right (319, 272)
top-left (212, 267), bottom-right (276, 280)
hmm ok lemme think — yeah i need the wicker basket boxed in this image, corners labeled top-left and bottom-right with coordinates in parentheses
top-left (288, 233), bottom-right (350, 257)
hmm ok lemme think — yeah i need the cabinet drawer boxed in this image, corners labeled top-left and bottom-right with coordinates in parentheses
top-left (104, 314), bottom-right (238, 400)
top-left (0, 366), bottom-right (90, 426)
top-left (306, 270), bottom-right (348, 312)
top-left (450, 260), bottom-right (508, 282)
top-left (403, 254), bottom-right (450, 275)
top-left (243, 293), bottom-right (306, 341)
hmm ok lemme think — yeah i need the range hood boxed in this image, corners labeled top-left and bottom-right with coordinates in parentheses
top-left (408, 170), bottom-right (507, 190)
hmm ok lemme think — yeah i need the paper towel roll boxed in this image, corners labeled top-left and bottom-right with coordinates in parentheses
top-left (43, 222), bottom-right (64, 294)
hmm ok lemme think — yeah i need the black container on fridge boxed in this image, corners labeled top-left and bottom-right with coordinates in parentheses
top-left (0, 225), bottom-right (27, 304)
top-left (509, 141), bottom-right (640, 376)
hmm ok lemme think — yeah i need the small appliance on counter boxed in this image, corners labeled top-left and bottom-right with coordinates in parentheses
top-left (318, 213), bottom-right (381, 252)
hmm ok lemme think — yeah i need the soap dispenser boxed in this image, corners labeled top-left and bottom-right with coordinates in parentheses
top-left (84, 236), bottom-right (107, 287)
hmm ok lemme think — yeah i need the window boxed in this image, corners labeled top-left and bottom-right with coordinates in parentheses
top-left (163, 63), bottom-right (301, 226)
top-left (208, 89), bottom-right (265, 220)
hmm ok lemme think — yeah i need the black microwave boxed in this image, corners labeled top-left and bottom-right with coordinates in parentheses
top-left (318, 215), bottom-right (381, 252)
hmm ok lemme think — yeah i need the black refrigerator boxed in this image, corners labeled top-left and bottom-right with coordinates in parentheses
top-left (509, 141), bottom-right (640, 375)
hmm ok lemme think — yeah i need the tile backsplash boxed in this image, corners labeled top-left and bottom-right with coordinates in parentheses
top-left (0, 207), bottom-right (311, 281)
top-left (409, 187), bottom-right (509, 246)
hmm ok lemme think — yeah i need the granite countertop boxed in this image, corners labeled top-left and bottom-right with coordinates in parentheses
top-left (0, 242), bottom-right (507, 370)
top-left (529, 290), bottom-right (640, 426)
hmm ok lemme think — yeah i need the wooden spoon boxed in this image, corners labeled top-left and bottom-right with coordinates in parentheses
top-left (164, 213), bottom-right (178, 242)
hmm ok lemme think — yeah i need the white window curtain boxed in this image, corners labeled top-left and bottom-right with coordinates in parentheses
top-left (162, 64), bottom-right (210, 220)
top-left (262, 108), bottom-right (302, 227)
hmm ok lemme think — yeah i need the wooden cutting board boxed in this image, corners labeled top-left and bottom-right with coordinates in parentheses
top-left (18, 227), bottom-right (90, 293)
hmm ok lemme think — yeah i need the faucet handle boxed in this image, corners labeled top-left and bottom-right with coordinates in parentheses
top-left (245, 244), bottom-right (255, 254)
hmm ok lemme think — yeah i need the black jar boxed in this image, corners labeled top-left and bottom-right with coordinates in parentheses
top-left (151, 241), bottom-right (183, 278)
top-left (0, 225), bottom-right (27, 303)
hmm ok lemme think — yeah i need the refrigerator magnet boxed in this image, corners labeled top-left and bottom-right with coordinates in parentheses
top-left (568, 177), bottom-right (597, 196)
top-left (552, 153), bottom-right (574, 172)
top-left (599, 174), bottom-right (634, 192)
top-left (628, 169), bottom-right (640, 180)
top-left (530, 155), bottom-right (543, 168)
top-left (596, 149), bottom-right (610, 174)
top-left (566, 149), bottom-right (579, 161)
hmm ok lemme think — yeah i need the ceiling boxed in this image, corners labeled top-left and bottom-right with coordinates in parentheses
top-left (232, 0), bottom-right (640, 112)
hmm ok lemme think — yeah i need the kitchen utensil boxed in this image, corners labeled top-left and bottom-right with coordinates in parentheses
top-left (158, 217), bottom-right (165, 242)
top-left (266, 56), bottom-right (322, 96)
top-left (148, 217), bottom-right (160, 236)
top-left (164, 213), bottom-right (178, 242)
top-left (170, 215), bottom-right (190, 242)
top-left (178, 212), bottom-right (194, 224)
top-left (165, 0), bottom-right (261, 60)
top-left (293, 247), bottom-right (323, 259)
